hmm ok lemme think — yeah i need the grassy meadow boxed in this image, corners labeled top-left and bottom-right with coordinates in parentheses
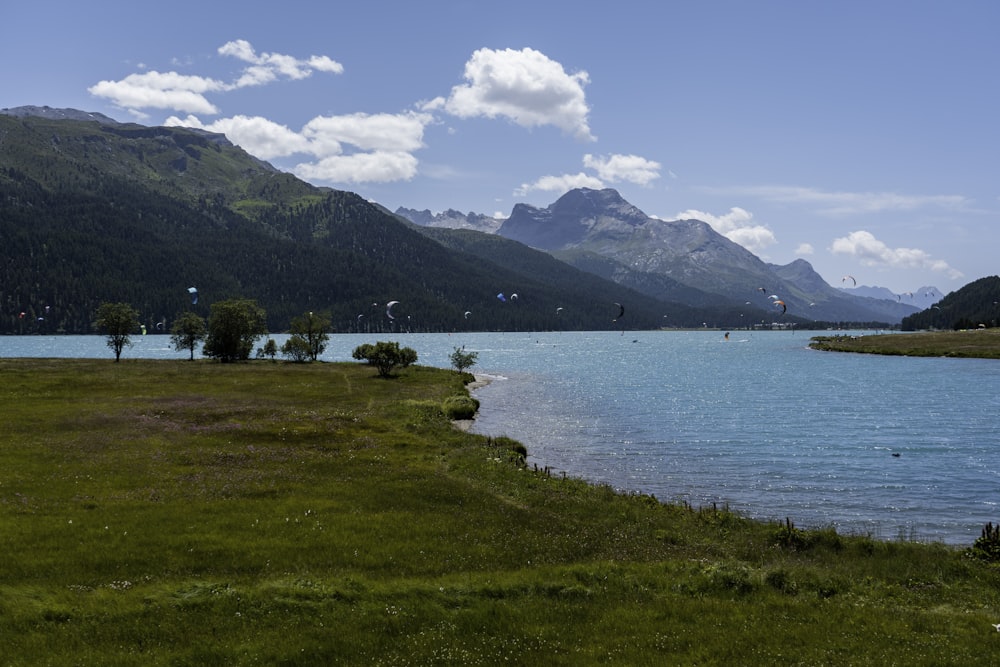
top-left (809, 328), bottom-right (1000, 358)
top-left (1, 357), bottom-right (1000, 665)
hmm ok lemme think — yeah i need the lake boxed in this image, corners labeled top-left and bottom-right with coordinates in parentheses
top-left (2, 330), bottom-right (997, 545)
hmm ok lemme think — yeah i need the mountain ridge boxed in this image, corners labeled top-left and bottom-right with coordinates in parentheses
top-left (398, 187), bottom-right (920, 323)
top-left (0, 109), bottom-right (727, 334)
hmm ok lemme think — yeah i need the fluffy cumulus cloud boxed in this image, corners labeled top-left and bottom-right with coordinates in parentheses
top-left (293, 152), bottom-right (420, 184)
top-left (830, 230), bottom-right (964, 278)
top-left (168, 111), bottom-right (433, 182)
top-left (514, 172), bottom-right (604, 197)
top-left (90, 41), bottom-right (616, 190)
top-left (429, 47), bottom-right (594, 141)
top-left (514, 152), bottom-right (660, 199)
top-left (88, 71), bottom-right (227, 115)
top-left (165, 114), bottom-right (310, 159)
top-left (582, 154), bottom-right (660, 186)
top-left (302, 112), bottom-right (431, 154)
top-left (795, 243), bottom-right (815, 256)
top-left (674, 207), bottom-right (777, 254)
top-left (218, 39), bottom-right (344, 87)
top-left (89, 40), bottom-right (344, 118)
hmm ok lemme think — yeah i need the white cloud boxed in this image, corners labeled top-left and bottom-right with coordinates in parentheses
top-left (302, 112), bottom-right (431, 155)
top-left (434, 47), bottom-right (594, 141)
top-left (795, 243), bottom-right (815, 255)
top-left (674, 207), bottom-right (777, 254)
top-left (88, 71), bottom-right (226, 114)
top-left (293, 152), bottom-right (419, 184)
top-left (218, 39), bottom-right (344, 85)
top-left (165, 114), bottom-right (309, 160)
top-left (830, 230), bottom-right (964, 278)
top-left (89, 40), bottom-right (343, 116)
top-left (166, 108), bottom-right (436, 181)
top-left (514, 172), bottom-right (604, 197)
top-left (582, 153), bottom-right (660, 186)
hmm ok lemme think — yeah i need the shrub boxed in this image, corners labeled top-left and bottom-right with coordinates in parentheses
top-left (449, 346), bottom-right (478, 373)
top-left (442, 395), bottom-right (479, 420)
top-left (351, 341), bottom-right (418, 378)
top-left (203, 299), bottom-right (267, 362)
top-left (281, 336), bottom-right (313, 363)
top-left (968, 521), bottom-right (1000, 562)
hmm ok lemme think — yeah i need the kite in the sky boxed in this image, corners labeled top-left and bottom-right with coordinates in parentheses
top-left (613, 302), bottom-right (625, 322)
top-left (187, 287), bottom-right (198, 305)
top-left (386, 300), bottom-right (399, 319)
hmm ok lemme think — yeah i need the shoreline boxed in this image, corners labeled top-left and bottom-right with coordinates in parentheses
top-left (452, 373), bottom-right (492, 431)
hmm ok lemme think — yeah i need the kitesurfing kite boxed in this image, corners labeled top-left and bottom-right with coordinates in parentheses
top-left (187, 287), bottom-right (198, 305)
top-left (496, 292), bottom-right (506, 302)
top-left (464, 311), bottom-right (472, 319)
top-left (613, 302), bottom-right (625, 322)
top-left (773, 300), bottom-right (787, 314)
top-left (386, 300), bottom-right (399, 320)
top-left (842, 275), bottom-right (857, 287)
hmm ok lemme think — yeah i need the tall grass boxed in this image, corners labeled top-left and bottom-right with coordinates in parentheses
top-left (1, 358), bottom-right (999, 665)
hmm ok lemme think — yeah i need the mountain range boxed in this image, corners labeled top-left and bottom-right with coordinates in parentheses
top-left (398, 188), bottom-right (922, 323)
top-left (0, 107), bottom-right (943, 335)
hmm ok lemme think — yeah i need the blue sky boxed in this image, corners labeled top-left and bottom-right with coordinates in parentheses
top-left (5, 1), bottom-right (997, 294)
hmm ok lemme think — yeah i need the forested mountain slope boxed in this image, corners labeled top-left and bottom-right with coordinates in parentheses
top-left (1, 111), bottom-right (690, 334)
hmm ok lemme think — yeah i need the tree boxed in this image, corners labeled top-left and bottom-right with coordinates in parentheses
top-left (257, 338), bottom-right (278, 360)
top-left (352, 341), bottom-right (418, 378)
top-left (94, 302), bottom-right (139, 362)
top-left (280, 336), bottom-right (312, 363)
top-left (285, 311), bottom-right (330, 362)
top-left (203, 299), bottom-right (268, 362)
top-left (170, 312), bottom-right (207, 361)
top-left (449, 346), bottom-right (478, 374)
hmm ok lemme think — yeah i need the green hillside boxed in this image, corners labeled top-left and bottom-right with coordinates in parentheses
top-left (0, 114), bottom-right (690, 334)
top-left (901, 275), bottom-right (1000, 331)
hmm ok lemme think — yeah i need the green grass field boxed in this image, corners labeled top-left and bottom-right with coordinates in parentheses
top-left (2, 358), bottom-right (999, 665)
top-left (809, 328), bottom-right (1000, 358)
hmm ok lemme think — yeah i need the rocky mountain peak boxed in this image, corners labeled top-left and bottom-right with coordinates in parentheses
top-left (1, 105), bottom-right (120, 125)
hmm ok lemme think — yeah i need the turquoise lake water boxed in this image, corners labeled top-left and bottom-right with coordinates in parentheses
top-left (3, 330), bottom-right (997, 544)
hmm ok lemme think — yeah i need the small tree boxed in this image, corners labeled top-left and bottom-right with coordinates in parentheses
top-left (280, 336), bottom-right (313, 362)
top-left (449, 346), bottom-right (478, 374)
top-left (203, 298), bottom-right (268, 362)
top-left (170, 311), bottom-right (207, 361)
top-left (285, 311), bottom-right (331, 362)
top-left (95, 302), bottom-right (139, 362)
top-left (257, 338), bottom-right (278, 360)
top-left (352, 341), bottom-right (418, 378)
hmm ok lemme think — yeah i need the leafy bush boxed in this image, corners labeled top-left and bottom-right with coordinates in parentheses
top-left (774, 517), bottom-right (810, 550)
top-left (968, 522), bottom-right (1000, 562)
top-left (485, 435), bottom-right (527, 465)
top-left (203, 298), bottom-right (267, 362)
top-left (449, 346), bottom-right (478, 373)
top-left (281, 336), bottom-right (313, 363)
top-left (351, 341), bottom-right (418, 378)
top-left (442, 395), bottom-right (479, 420)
